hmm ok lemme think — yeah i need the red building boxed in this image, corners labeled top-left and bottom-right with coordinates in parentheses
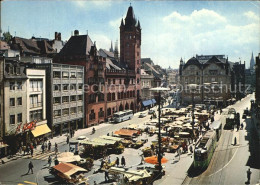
top-left (55, 6), bottom-right (142, 127)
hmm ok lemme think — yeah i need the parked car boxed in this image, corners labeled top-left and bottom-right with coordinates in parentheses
top-left (148, 110), bottom-right (155, 115)
top-left (139, 113), bottom-right (147, 118)
top-left (77, 136), bottom-right (89, 141)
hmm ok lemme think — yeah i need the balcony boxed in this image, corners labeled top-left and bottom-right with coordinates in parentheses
top-left (53, 117), bottom-right (62, 124)
top-left (62, 115), bottom-right (70, 121)
top-left (30, 103), bottom-right (42, 109)
top-left (61, 103), bottom-right (70, 109)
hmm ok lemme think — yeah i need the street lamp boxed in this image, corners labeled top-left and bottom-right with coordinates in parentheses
top-left (150, 87), bottom-right (170, 177)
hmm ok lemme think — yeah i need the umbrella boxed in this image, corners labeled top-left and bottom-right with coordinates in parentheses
top-left (144, 156), bottom-right (168, 164)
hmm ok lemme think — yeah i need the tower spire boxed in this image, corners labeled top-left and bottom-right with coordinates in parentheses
top-left (109, 40), bottom-right (113, 52)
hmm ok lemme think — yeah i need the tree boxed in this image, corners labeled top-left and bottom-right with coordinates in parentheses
top-left (3, 32), bottom-right (12, 42)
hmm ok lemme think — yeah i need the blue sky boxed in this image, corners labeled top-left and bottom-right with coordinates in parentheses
top-left (2, 1), bottom-right (260, 68)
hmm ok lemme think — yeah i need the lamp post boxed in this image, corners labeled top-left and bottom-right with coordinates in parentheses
top-left (150, 87), bottom-right (170, 177)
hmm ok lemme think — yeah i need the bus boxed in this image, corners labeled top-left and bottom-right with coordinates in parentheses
top-left (210, 120), bottom-right (222, 141)
top-left (113, 110), bottom-right (134, 123)
top-left (194, 130), bottom-right (217, 169)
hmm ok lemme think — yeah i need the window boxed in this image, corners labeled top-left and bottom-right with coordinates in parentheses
top-left (10, 98), bottom-right (15, 106)
top-left (17, 97), bottom-right (22, 106)
top-left (107, 108), bottom-right (111, 116)
top-left (78, 84), bottom-right (83, 90)
top-left (62, 96), bottom-right (69, 103)
top-left (29, 95), bottom-right (42, 108)
top-left (17, 82), bottom-right (22, 90)
top-left (54, 84), bottom-right (61, 91)
top-left (113, 79), bottom-right (116, 84)
top-left (54, 97), bottom-right (61, 104)
top-left (119, 79), bottom-right (122, 84)
top-left (98, 93), bottom-right (104, 102)
top-left (70, 84), bottom-right (76, 91)
top-left (98, 108), bottom-right (104, 117)
top-left (70, 72), bottom-right (76, 78)
top-left (70, 107), bottom-right (76, 114)
top-left (78, 106), bottom-right (83, 113)
top-left (63, 108), bottom-right (69, 116)
top-left (17, 113), bottom-right (22, 123)
top-left (108, 79), bottom-right (111, 84)
top-left (78, 95), bottom-right (83, 101)
top-left (89, 109), bottom-right (95, 120)
top-left (10, 115), bottom-right (15, 124)
top-left (54, 110), bottom-right (61, 117)
top-left (89, 94), bottom-right (96, 103)
top-left (63, 84), bottom-right (69, 91)
top-left (62, 72), bottom-right (69, 78)
top-left (30, 80), bottom-right (43, 92)
top-left (70, 96), bottom-right (76, 102)
top-left (10, 82), bottom-right (15, 90)
top-left (137, 78), bottom-right (140, 84)
top-left (53, 71), bottom-right (61, 78)
top-left (137, 52), bottom-right (139, 56)
top-left (112, 93), bottom-right (115, 100)
top-left (77, 72), bottom-right (83, 78)
top-left (137, 60), bottom-right (139, 64)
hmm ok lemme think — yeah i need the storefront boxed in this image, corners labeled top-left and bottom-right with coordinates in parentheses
top-left (31, 124), bottom-right (51, 144)
top-left (0, 141), bottom-right (8, 158)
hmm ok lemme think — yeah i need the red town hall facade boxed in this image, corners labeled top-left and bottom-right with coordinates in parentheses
top-left (55, 6), bottom-right (142, 127)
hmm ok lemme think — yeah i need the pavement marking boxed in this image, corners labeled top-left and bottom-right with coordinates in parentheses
top-left (24, 181), bottom-right (37, 185)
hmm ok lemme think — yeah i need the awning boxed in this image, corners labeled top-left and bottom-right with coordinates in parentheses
top-left (142, 100), bottom-right (153, 107)
top-left (151, 99), bottom-right (156, 104)
top-left (0, 142), bottom-right (9, 149)
top-left (31, 124), bottom-right (51, 137)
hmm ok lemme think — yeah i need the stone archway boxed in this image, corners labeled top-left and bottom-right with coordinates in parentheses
top-left (119, 104), bottom-right (123, 111)
top-left (130, 102), bottom-right (134, 111)
top-left (125, 102), bottom-right (129, 110)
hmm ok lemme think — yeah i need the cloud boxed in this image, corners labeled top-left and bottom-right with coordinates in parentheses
top-left (109, 17), bottom-right (122, 29)
top-left (91, 33), bottom-right (111, 50)
top-left (141, 9), bottom-right (259, 69)
top-left (72, 0), bottom-right (111, 9)
top-left (244, 11), bottom-right (259, 21)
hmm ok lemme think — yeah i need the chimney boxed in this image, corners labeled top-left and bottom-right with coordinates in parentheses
top-left (55, 32), bottom-right (58, 40)
top-left (58, 32), bottom-right (61, 41)
top-left (74, 30), bottom-right (79, 36)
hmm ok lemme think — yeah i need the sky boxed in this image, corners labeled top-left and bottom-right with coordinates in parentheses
top-left (1, 1), bottom-right (260, 69)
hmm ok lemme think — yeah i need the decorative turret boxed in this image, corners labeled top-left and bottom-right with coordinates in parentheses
top-left (114, 40), bottom-right (119, 60)
top-left (250, 52), bottom-right (255, 72)
top-left (109, 41), bottom-right (113, 52)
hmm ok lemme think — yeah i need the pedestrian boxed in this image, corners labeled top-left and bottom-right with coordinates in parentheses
top-left (104, 170), bottom-right (110, 182)
top-left (26, 145), bottom-right (30, 155)
top-left (70, 130), bottom-right (73, 138)
top-left (234, 137), bottom-right (237, 146)
top-left (54, 155), bottom-right (59, 165)
top-left (247, 168), bottom-right (252, 183)
top-left (33, 141), bottom-right (37, 149)
top-left (140, 153), bottom-right (145, 165)
top-left (121, 156), bottom-right (126, 167)
top-left (150, 115), bottom-right (153, 120)
top-left (27, 161), bottom-right (34, 174)
top-left (48, 141), bottom-right (51, 151)
top-left (189, 145), bottom-right (193, 154)
top-left (41, 143), bottom-right (45, 153)
top-left (100, 159), bottom-right (105, 169)
top-left (241, 122), bottom-right (244, 130)
top-left (108, 156), bottom-right (111, 164)
top-left (116, 157), bottom-right (119, 167)
top-left (44, 142), bottom-right (47, 151)
top-left (48, 156), bottom-right (52, 167)
top-left (66, 135), bottom-right (70, 144)
top-left (107, 133), bottom-right (109, 136)
top-left (30, 147), bottom-right (34, 157)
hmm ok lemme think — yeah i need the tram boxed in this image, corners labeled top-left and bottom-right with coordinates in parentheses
top-left (194, 130), bottom-right (217, 169)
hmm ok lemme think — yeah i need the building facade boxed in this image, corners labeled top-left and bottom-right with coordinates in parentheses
top-left (231, 62), bottom-right (245, 100)
top-left (179, 55), bottom-right (231, 106)
top-left (0, 56), bottom-right (4, 142)
top-left (256, 53), bottom-right (260, 108)
top-left (36, 63), bottom-right (84, 135)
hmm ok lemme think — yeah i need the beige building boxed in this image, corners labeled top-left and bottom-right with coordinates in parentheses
top-left (179, 55), bottom-right (232, 106)
top-left (26, 69), bottom-right (47, 126)
top-left (141, 69), bottom-right (154, 100)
